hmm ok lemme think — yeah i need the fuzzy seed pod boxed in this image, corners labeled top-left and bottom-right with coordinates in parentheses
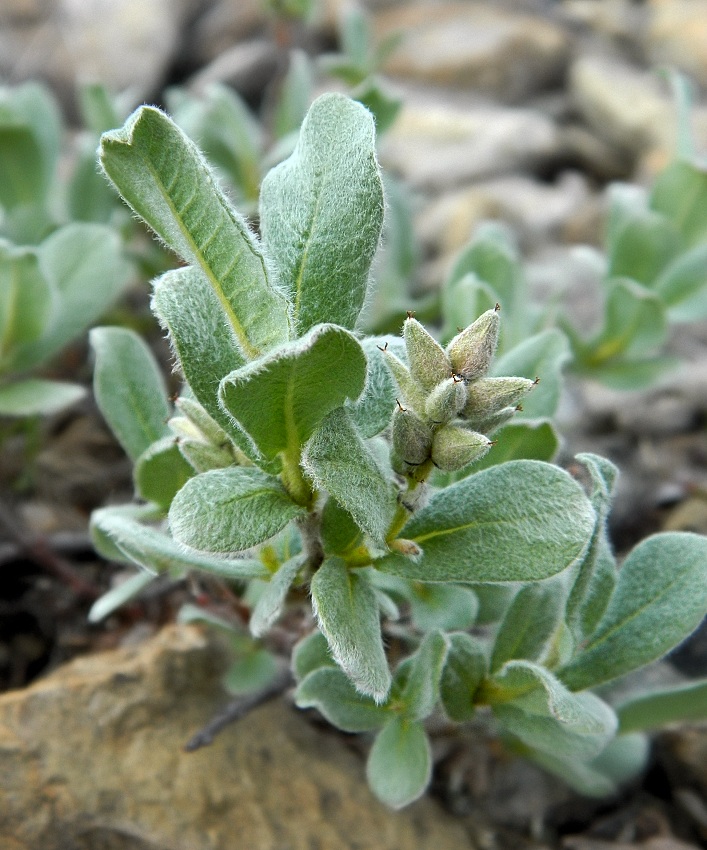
top-left (465, 406), bottom-right (518, 435)
top-left (462, 376), bottom-right (535, 420)
top-left (383, 350), bottom-right (427, 412)
top-left (404, 318), bottom-right (452, 392)
top-left (177, 438), bottom-right (234, 473)
top-left (431, 425), bottom-right (491, 471)
top-left (392, 405), bottom-right (433, 465)
top-left (446, 307), bottom-right (500, 381)
top-left (425, 376), bottom-right (468, 424)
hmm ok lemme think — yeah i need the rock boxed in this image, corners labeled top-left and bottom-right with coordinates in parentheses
top-left (187, 38), bottom-right (282, 99)
top-left (645, 0), bottom-right (707, 90)
top-left (417, 172), bottom-right (593, 257)
top-left (561, 0), bottom-right (646, 45)
top-left (186, 0), bottom-right (267, 67)
top-left (378, 85), bottom-right (559, 190)
top-left (0, 624), bottom-right (478, 850)
top-left (373, 2), bottom-right (571, 102)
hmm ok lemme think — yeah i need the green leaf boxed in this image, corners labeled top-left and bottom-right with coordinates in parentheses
top-left (490, 580), bottom-right (566, 672)
top-left (223, 647), bottom-right (279, 696)
top-left (491, 329), bottom-right (570, 419)
top-left (133, 436), bottom-right (193, 510)
top-left (259, 93), bottom-right (384, 334)
top-left (272, 50), bottom-right (313, 140)
top-left (250, 554), bottom-right (305, 637)
top-left (440, 632), bottom-right (487, 722)
top-left (409, 584), bottom-right (478, 632)
top-left (580, 355), bottom-right (679, 391)
top-left (616, 678), bottom-right (707, 733)
top-left (99, 105), bottom-right (289, 357)
top-left (0, 242), bottom-right (52, 374)
top-left (91, 507), bottom-right (268, 579)
top-left (219, 323), bottom-right (367, 460)
top-left (377, 460), bottom-right (595, 582)
top-left (352, 79), bottom-right (402, 136)
top-left (441, 273), bottom-right (498, 345)
top-left (559, 532), bottom-right (707, 692)
top-left (320, 497), bottom-right (363, 556)
top-left (654, 243), bottom-right (707, 321)
top-left (88, 571), bottom-right (156, 623)
top-left (31, 223), bottom-right (132, 366)
top-left (469, 420), bottom-right (559, 473)
top-left (310, 558), bottom-right (391, 701)
top-left (608, 208), bottom-right (679, 285)
top-left (303, 408), bottom-right (395, 545)
top-left (90, 327), bottom-right (171, 462)
top-left (169, 467), bottom-right (305, 554)
top-left (651, 159), bottom-right (707, 249)
top-left (366, 718), bottom-right (431, 809)
top-left (67, 137), bottom-right (120, 224)
top-left (491, 661), bottom-right (617, 762)
top-left (291, 630), bottom-right (336, 680)
top-left (295, 667), bottom-right (390, 732)
top-left (0, 379), bottom-right (85, 417)
top-left (400, 630), bottom-right (449, 721)
top-left (346, 337), bottom-right (398, 438)
top-left (77, 81), bottom-right (122, 134)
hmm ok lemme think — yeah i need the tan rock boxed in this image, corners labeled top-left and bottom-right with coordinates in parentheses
top-left (0, 624), bottom-right (478, 850)
top-left (373, 1), bottom-right (571, 102)
top-left (646, 0), bottom-right (707, 90)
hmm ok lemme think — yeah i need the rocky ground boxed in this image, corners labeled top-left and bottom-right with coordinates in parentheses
top-left (1, 1), bottom-right (707, 848)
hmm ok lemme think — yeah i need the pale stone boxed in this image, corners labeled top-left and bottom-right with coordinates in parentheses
top-left (0, 624), bottom-right (479, 850)
top-left (378, 85), bottom-right (559, 190)
top-left (373, 1), bottom-right (571, 102)
top-left (645, 0), bottom-right (707, 89)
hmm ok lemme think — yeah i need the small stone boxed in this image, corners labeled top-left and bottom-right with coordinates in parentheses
top-left (645, 0), bottom-right (707, 90)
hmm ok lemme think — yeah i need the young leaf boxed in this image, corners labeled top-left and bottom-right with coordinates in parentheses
top-left (377, 460), bottom-right (595, 583)
top-left (0, 378), bottom-right (85, 417)
top-left (219, 323), bottom-right (367, 460)
top-left (310, 558), bottom-right (391, 701)
top-left (249, 554), bottom-right (305, 638)
top-left (559, 532), bottom-right (707, 692)
top-left (295, 667), bottom-right (390, 732)
top-left (651, 159), bottom-right (707, 249)
top-left (399, 630), bottom-right (449, 721)
top-left (99, 105), bottom-right (289, 357)
top-left (133, 436), bottom-right (193, 510)
top-left (440, 632), bottom-right (487, 722)
top-left (607, 208), bottom-right (679, 285)
top-left (409, 584), bottom-right (478, 632)
top-left (654, 243), bottom-right (707, 321)
top-left (91, 327), bottom-right (171, 462)
top-left (169, 467), bottom-right (305, 554)
top-left (366, 718), bottom-right (431, 809)
top-left (92, 507), bottom-right (268, 579)
top-left (259, 93), bottom-right (384, 334)
top-left (616, 678), bottom-right (707, 733)
top-left (88, 571), bottom-right (156, 623)
top-left (490, 580), bottom-right (566, 672)
top-left (303, 407), bottom-right (396, 546)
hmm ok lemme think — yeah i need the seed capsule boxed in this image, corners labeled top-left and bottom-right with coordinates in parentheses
top-left (392, 406), bottom-right (433, 465)
top-left (431, 425), bottom-right (491, 471)
top-left (464, 406), bottom-right (518, 435)
top-left (383, 350), bottom-right (427, 413)
top-left (446, 307), bottom-right (500, 381)
top-left (462, 376), bottom-right (535, 420)
top-left (425, 376), bottom-right (468, 424)
top-left (404, 318), bottom-right (452, 392)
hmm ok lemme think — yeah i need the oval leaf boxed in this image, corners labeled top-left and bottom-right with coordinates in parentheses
top-left (366, 718), bottom-right (431, 809)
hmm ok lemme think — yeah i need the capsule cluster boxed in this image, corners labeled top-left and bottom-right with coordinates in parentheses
top-left (384, 307), bottom-right (535, 474)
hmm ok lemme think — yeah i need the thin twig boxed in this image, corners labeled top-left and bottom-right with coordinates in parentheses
top-left (183, 666), bottom-right (293, 753)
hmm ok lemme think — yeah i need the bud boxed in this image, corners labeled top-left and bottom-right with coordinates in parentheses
top-left (446, 307), bottom-right (500, 381)
top-left (465, 406), bottom-right (517, 435)
top-left (392, 406), bottom-right (433, 465)
top-left (462, 376), bottom-right (535, 420)
top-left (425, 376), bottom-right (467, 424)
top-left (383, 350), bottom-right (427, 413)
top-left (431, 425), bottom-right (491, 471)
top-left (175, 396), bottom-right (228, 446)
top-left (177, 438), bottom-right (234, 473)
top-left (404, 318), bottom-right (452, 392)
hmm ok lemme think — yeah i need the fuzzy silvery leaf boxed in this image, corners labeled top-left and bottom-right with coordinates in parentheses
top-left (440, 632), bottom-right (487, 722)
top-left (303, 407), bottom-right (396, 546)
top-left (559, 532), bottom-right (707, 692)
top-left (651, 160), bottom-right (707, 249)
top-left (169, 467), bottom-right (306, 554)
top-left (320, 497), bottom-right (363, 556)
top-left (346, 337), bottom-right (399, 438)
top-left (249, 554), bottom-right (305, 638)
top-left (92, 506), bottom-right (268, 580)
top-left (655, 243), bottom-right (707, 321)
top-left (377, 460), bottom-right (595, 583)
top-left (490, 580), bottom-right (566, 672)
top-left (0, 378), bottom-right (85, 417)
top-left (492, 661), bottom-right (617, 762)
top-left (310, 558), bottom-right (391, 701)
top-left (89, 502), bottom-right (162, 564)
top-left (399, 630), bottom-right (449, 721)
top-left (219, 323), bottom-right (367, 461)
top-left (295, 667), bottom-right (390, 732)
top-left (90, 327), bottom-right (170, 462)
top-left (99, 105), bottom-right (289, 358)
top-left (491, 329), bottom-right (570, 419)
top-left (133, 436), bottom-right (193, 510)
top-left (0, 243), bottom-right (52, 373)
top-left (259, 93), bottom-right (383, 335)
top-left (409, 584), bottom-right (478, 632)
top-left (616, 678), bottom-right (707, 733)
top-left (88, 571), bottom-right (155, 624)
top-left (291, 630), bottom-right (336, 681)
top-left (366, 718), bottom-right (431, 809)
top-left (151, 267), bottom-right (265, 467)
top-left (608, 207), bottom-right (679, 285)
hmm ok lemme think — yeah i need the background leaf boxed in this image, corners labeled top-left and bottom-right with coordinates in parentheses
top-left (295, 666), bottom-right (389, 732)
top-left (366, 718), bottom-right (431, 809)
top-left (0, 378), bottom-right (85, 417)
